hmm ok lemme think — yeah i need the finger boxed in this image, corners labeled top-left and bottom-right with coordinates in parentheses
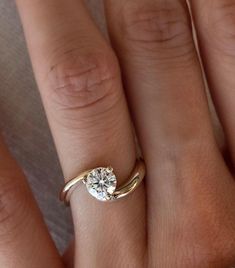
top-left (0, 137), bottom-right (62, 267)
top-left (190, 0), bottom-right (235, 166)
top-left (104, 0), bottom-right (225, 264)
top-left (16, 0), bottom-right (146, 266)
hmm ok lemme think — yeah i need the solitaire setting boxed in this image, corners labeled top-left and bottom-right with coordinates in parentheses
top-left (84, 167), bottom-right (117, 201)
top-left (60, 159), bottom-right (145, 205)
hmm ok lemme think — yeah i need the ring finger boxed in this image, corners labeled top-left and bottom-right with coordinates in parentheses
top-left (16, 0), bottom-right (146, 267)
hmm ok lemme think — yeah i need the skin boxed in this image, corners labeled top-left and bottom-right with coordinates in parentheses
top-left (0, 0), bottom-right (235, 267)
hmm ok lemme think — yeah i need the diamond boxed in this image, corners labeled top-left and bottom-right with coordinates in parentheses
top-left (85, 167), bottom-right (117, 201)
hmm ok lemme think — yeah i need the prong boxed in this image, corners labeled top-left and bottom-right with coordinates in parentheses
top-left (82, 176), bottom-right (87, 184)
top-left (107, 166), bottom-right (113, 172)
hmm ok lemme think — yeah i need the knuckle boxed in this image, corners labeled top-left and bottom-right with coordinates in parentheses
top-left (177, 184), bottom-right (235, 265)
top-left (160, 139), bottom-right (235, 265)
top-left (45, 50), bottom-right (121, 124)
top-left (120, 1), bottom-right (193, 58)
top-left (182, 179), bottom-right (235, 265)
top-left (196, 228), bottom-right (235, 267)
top-left (195, 207), bottom-right (235, 266)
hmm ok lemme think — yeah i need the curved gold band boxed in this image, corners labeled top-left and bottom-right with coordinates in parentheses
top-left (60, 159), bottom-right (145, 205)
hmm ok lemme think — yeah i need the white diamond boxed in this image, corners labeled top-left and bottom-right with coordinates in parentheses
top-left (85, 167), bottom-right (117, 201)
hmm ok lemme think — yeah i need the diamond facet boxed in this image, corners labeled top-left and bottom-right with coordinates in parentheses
top-left (85, 167), bottom-right (117, 201)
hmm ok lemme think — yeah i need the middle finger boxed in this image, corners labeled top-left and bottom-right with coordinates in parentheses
top-left (104, 0), bottom-right (222, 265)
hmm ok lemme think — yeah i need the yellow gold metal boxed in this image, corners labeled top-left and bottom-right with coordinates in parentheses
top-left (60, 159), bottom-right (145, 205)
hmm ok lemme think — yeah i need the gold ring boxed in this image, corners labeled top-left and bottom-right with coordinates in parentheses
top-left (60, 159), bottom-right (145, 205)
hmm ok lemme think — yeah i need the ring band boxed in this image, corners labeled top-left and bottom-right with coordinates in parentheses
top-left (60, 159), bottom-right (145, 205)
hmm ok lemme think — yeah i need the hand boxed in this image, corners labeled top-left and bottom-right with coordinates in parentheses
top-left (1, 0), bottom-right (235, 267)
